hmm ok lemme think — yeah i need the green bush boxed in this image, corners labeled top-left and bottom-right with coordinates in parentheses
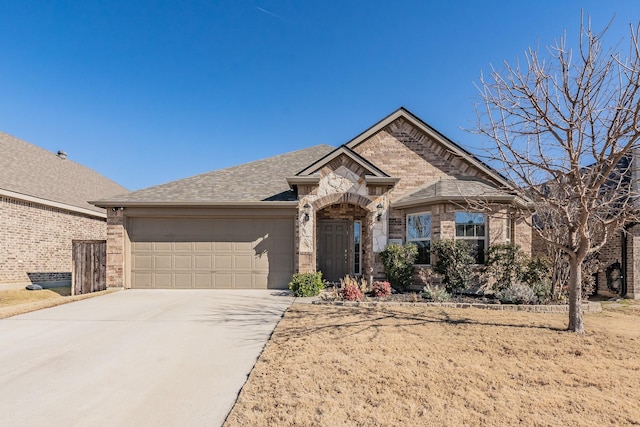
top-left (484, 243), bottom-right (528, 292)
top-left (431, 240), bottom-right (474, 294)
top-left (288, 272), bottom-right (325, 297)
top-left (379, 243), bottom-right (418, 292)
top-left (483, 244), bottom-right (553, 303)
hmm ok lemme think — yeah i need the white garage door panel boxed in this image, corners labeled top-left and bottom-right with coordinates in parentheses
top-left (130, 218), bottom-right (293, 289)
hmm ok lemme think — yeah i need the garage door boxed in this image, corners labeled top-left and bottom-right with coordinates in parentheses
top-left (129, 217), bottom-right (294, 289)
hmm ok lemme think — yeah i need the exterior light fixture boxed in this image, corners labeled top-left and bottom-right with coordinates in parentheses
top-left (303, 203), bottom-right (311, 221)
top-left (376, 203), bottom-right (384, 221)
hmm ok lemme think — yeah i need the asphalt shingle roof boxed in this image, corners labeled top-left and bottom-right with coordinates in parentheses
top-left (394, 178), bottom-right (511, 205)
top-left (0, 131), bottom-right (129, 214)
top-left (96, 144), bottom-right (335, 205)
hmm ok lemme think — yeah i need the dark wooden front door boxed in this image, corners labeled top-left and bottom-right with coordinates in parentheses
top-left (318, 220), bottom-right (349, 282)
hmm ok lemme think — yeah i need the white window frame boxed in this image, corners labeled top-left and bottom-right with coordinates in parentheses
top-left (454, 211), bottom-right (487, 264)
top-left (406, 212), bottom-right (432, 265)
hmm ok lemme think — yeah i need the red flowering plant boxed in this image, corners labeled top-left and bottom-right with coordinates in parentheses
top-left (372, 281), bottom-right (391, 297)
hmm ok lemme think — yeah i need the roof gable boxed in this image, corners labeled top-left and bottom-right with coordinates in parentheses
top-left (0, 131), bottom-right (128, 215)
top-left (346, 107), bottom-right (512, 189)
top-left (295, 145), bottom-right (389, 177)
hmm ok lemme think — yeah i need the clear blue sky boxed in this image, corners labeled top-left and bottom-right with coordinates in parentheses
top-left (1, 0), bottom-right (639, 191)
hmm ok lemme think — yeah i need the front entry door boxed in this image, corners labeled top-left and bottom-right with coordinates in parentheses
top-left (318, 220), bottom-right (349, 282)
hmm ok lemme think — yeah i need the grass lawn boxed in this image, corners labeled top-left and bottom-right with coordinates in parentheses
top-left (0, 286), bottom-right (117, 319)
top-left (225, 301), bottom-right (640, 427)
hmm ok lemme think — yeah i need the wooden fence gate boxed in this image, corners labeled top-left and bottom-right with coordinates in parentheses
top-left (72, 240), bottom-right (106, 295)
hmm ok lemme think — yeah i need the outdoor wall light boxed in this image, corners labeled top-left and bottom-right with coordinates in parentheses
top-left (376, 203), bottom-right (384, 221)
top-left (303, 203), bottom-right (311, 221)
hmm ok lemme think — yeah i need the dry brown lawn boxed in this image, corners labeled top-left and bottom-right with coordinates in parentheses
top-left (225, 301), bottom-right (640, 427)
top-left (0, 287), bottom-right (117, 319)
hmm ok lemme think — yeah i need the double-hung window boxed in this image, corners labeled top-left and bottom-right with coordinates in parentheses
top-left (407, 213), bottom-right (431, 265)
top-left (455, 212), bottom-right (486, 264)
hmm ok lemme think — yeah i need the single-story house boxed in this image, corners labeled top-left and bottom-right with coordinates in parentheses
top-left (94, 108), bottom-right (532, 290)
top-left (0, 131), bottom-right (128, 286)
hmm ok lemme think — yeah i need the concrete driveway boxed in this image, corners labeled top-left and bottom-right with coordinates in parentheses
top-left (0, 289), bottom-right (294, 427)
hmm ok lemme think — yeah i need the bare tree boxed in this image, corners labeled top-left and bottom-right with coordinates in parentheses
top-left (474, 14), bottom-right (640, 333)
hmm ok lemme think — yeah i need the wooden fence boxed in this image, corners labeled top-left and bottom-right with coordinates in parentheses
top-left (72, 240), bottom-right (106, 295)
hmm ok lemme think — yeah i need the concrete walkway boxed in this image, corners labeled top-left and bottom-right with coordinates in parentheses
top-left (0, 289), bottom-right (294, 427)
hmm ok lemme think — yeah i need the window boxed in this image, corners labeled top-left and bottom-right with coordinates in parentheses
top-left (455, 212), bottom-right (486, 264)
top-left (407, 213), bottom-right (431, 265)
top-left (354, 221), bottom-right (362, 275)
top-left (505, 216), bottom-right (513, 244)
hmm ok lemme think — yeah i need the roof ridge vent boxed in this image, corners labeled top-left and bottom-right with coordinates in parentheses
top-left (57, 150), bottom-right (67, 159)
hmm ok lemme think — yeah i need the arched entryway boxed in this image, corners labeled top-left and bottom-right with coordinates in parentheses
top-left (315, 202), bottom-right (371, 283)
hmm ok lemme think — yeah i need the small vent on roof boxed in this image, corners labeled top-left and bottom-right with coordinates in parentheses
top-left (57, 150), bottom-right (67, 159)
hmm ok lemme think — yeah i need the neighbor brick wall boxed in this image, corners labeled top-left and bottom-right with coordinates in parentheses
top-left (596, 230), bottom-right (624, 297)
top-left (0, 196), bottom-right (106, 284)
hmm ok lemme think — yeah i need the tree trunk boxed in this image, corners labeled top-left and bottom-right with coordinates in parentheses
top-left (567, 257), bottom-right (585, 333)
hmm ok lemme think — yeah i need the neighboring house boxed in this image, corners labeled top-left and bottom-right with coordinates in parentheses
top-left (94, 108), bottom-right (531, 290)
top-left (0, 131), bottom-right (128, 286)
top-left (531, 155), bottom-right (640, 299)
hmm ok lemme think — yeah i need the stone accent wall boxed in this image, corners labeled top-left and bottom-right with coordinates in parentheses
top-left (295, 153), bottom-right (391, 283)
top-left (106, 209), bottom-right (125, 288)
top-left (0, 195), bottom-right (106, 284)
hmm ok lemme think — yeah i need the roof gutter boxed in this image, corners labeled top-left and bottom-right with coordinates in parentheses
top-left (392, 194), bottom-right (529, 209)
top-left (1, 188), bottom-right (107, 219)
top-left (90, 200), bottom-right (299, 209)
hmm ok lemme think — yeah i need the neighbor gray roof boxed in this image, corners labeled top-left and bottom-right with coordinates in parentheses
top-left (94, 145), bottom-right (335, 206)
top-left (0, 131), bottom-right (129, 215)
top-left (393, 178), bottom-right (523, 208)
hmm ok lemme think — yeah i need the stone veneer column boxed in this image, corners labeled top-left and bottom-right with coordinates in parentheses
top-left (297, 199), bottom-right (315, 273)
top-left (106, 209), bottom-right (125, 288)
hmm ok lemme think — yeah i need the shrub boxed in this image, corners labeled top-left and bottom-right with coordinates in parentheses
top-left (431, 240), bottom-right (474, 294)
top-left (342, 284), bottom-right (363, 301)
top-left (531, 278), bottom-right (552, 304)
top-left (483, 243), bottom-right (528, 292)
top-left (288, 272), bottom-right (325, 297)
top-left (421, 285), bottom-right (451, 302)
top-left (371, 281), bottom-right (391, 297)
top-left (495, 282), bottom-right (538, 304)
top-left (379, 243), bottom-right (418, 292)
top-left (341, 276), bottom-right (368, 294)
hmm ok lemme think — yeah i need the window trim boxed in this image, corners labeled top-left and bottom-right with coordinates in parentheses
top-left (353, 220), bottom-right (362, 275)
top-left (454, 211), bottom-right (487, 264)
top-left (406, 211), bottom-right (432, 266)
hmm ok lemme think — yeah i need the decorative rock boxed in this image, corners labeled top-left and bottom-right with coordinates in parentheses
top-left (26, 284), bottom-right (43, 291)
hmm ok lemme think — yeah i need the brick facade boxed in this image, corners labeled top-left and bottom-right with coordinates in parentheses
top-left (106, 208), bottom-right (125, 288)
top-left (0, 196), bottom-right (107, 284)
top-left (293, 117), bottom-right (531, 286)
